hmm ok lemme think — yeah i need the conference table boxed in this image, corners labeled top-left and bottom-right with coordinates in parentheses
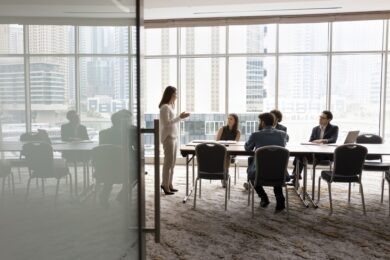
top-left (180, 141), bottom-right (390, 207)
top-left (0, 140), bottom-right (99, 196)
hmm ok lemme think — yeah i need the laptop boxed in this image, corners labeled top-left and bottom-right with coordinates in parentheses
top-left (328, 130), bottom-right (360, 146)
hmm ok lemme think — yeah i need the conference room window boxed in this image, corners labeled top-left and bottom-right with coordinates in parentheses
top-left (205, 121), bottom-right (224, 136)
top-left (228, 24), bottom-right (276, 54)
top-left (0, 57), bottom-right (25, 141)
top-left (278, 55), bottom-right (327, 142)
top-left (180, 27), bottom-right (226, 55)
top-left (0, 24), bottom-right (23, 54)
top-left (28, 25), bottom-right (75, 54)
top-left (30, 57), bottom-right (75, 141)
top-left (180, 57), bottom-right (226, 142)
top-left (79, 57), bottom-right (129, 140)
top-left (279, 23), bottom-right (328, 53)
top-left (245, 121), bottom-right (258, 135)
top-left (145, 28), bottom-right (177, 55)
top-left (330, 54), bottom-right (382, 136)
top-left (79, 26), bottom-right (128, 54)
top-left (332, 20), bottom-right (383, 52)
top-left (386, 54), bottom-right (390, 142)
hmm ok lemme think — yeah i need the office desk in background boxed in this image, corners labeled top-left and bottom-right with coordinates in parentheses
top-left (180, 142), bottom-right (390, 207)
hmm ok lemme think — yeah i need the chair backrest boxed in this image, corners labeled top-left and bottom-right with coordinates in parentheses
top-left (20, 130), bottom-right (51, 144)
top-left (356, 134), bottom-right (382, 161)
top-left (254, 145), bottom-right (290, 187)
top-left (22, 142), bottom-right (54, 177)
top-left (333, 144), bottom-right (367, 178)
top-left (195, 143), bottom-right (227, 179)
top-left (91, 144), bottom-right (124, 183)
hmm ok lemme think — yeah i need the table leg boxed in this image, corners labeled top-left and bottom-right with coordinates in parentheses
top-left (292, 158), bottom-right (309, 208)
top-left (183, 154), bottom-right (195, 203)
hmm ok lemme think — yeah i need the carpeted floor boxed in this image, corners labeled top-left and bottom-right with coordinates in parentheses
top-left (145, 165), bottom-right (390, 260)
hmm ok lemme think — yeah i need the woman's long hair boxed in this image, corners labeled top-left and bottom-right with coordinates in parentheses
top-left (158, 86), bottom-right (177, 108)
top-left (228, 113), bottom-right (239, 134)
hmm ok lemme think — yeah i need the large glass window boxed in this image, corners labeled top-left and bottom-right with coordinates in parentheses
top-left (228, 57), bottom-right (275, 141)
top-left (30, 57), bottom-right (75, 141)
top-left (0, 24), bottom-right (23, 54)
top-left (331, 54), bottom-right (382, 138)
top-left (145, 28), bottom-right (177, 55)
top-left (180, 27), bottom-right (226, 54)
top-left (29, 25), bottom-right (75, 54)
top-left (0, 58), bottom-right (25, 141)
top-left (79, 26), bottom-right (128, 54)
top-left (180, 58), bottom-right (226, 144)
top-left (279, 23), bottom-right (328, 53)
top-left (79, 57), bottom-right (129, 140)
top-left (279, 55), bottom-right (327, 142)
top-left (229, 24), bottom-right (276, 53)
top-left (333, 20), bottom-right (383, 51)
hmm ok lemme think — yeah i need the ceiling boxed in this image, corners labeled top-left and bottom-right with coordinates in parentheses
top-left (0, 0), bottom-right (388, 20)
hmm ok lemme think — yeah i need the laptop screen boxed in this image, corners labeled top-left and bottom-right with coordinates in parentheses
top-left (344, 130), bottom-right (360, 144)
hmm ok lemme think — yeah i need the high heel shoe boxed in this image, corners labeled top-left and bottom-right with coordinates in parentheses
top-left (169, 187), bottom-right (178, 192)
top-left (161, 185), bottom-right (174, 195)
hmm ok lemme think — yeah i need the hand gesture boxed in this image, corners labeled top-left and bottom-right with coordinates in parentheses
top-left (180, 111), bottom-right (190, 119)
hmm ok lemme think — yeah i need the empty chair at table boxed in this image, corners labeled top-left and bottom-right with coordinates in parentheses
top-left (317, 144), bottom-right (367, 215)
top-left (194, 142), bottom-right (230, 210)
top-left (23, 142), bottom-right (72, 202)
top-left (356, 134), bottom-right (390, 203)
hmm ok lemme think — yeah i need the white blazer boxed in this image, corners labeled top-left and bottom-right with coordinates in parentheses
top-left (159, 104), bottom-right (181, 143)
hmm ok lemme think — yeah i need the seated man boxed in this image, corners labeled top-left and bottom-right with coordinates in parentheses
top-left (98, 109), bottom-right (133, 207)
top-left (291, 110), bottom-right (339, 180)
top-left (245, 112), bottom-right (288, 213)
top-left (61, 110), bottom-right (89, 142)
top-left (61, 110), bottom-right (89, 162)
top-left (270, 109), bottom-right (289, 142)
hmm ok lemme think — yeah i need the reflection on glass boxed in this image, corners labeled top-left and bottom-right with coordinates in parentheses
top-left (79, 26), bottom-right (128, 54)
top-left (0, 24), bottom-right (23, 54)
top-left (229, 24), bottom-right (276, 53)
top-left (145, 28), bottom-right (177, 55)
top-left (0, 58), bottom-right (25, 141)
top-left (333, 20), bottom-right (383, 51)
top-left (279, 23), bottom-right (328, 53)
top-left (80, 57), bottom-right (129, 140)
top-left (279, 56), bottom-right (327, 142)
top-left (180, 27), bottom-right (226, 54)
top-left (331, 54), bottom-right (381, 135)
top-left (29, 25), bottom-right (75, 54)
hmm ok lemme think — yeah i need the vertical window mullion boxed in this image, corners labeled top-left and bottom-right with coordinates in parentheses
top-left (326, 22), bottom-right (333, 110)
top-left (380, 20), bottom-right (389, 136)
top-left (23, 24), bottom-right (31, 132)
top-left (75, 26), bottom-right (80, 114)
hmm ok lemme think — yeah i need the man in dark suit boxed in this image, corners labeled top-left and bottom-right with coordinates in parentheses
top-left (61, 110), bottom-right (89, 163)
top-left (98, 109), bottom-right (134, 207)
top-left (245, 112), bottom-right (288, 213)
top-left (291, 110), bottom-right (339, 180)
top-left (61, 110), bottom-right (89, 142)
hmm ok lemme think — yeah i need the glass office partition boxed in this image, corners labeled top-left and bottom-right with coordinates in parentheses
top-left (0, 0), bottom-right (142, 259)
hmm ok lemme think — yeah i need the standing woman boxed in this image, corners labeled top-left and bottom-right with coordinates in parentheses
top-left (159, 86), bottom-right (190, 195)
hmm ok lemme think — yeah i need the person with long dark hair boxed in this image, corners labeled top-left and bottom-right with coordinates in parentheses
top-left (216, 113), bottom-right (241, 188)
top-left (159, 86), bottom-right (190, 195)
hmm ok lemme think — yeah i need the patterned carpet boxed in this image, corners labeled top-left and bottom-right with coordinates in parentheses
top-left (145, 165), bottom-right (390, 260)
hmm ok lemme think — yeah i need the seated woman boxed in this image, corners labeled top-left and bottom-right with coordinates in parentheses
top-left (216, 113), bottom-right (240, 188)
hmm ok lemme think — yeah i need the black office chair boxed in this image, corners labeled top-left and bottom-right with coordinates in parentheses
top-left (194, 143), bottom-right (230, 210)
top-left (91, 145), bottom-right (125, 205)
top-left (0, 159), bottom-right (14, 199)
top-left (356, 134), bottom-right (390, 203)
top-left (318, 144), bottom-right (367, 215)
top-left (248, 146), bottom-right (290, 218)
top-left (23, 142), bottom-right (72, 202)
